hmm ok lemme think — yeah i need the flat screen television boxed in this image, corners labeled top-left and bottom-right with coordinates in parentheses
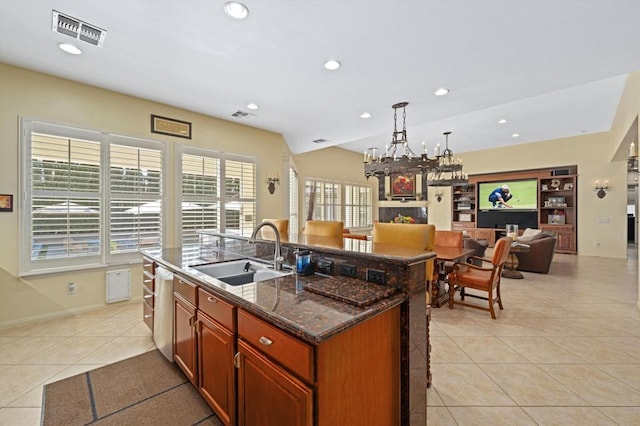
top-left (477, 179), bottom-right (539, 229)
top-left (478, 179), bottom-right (538, 210)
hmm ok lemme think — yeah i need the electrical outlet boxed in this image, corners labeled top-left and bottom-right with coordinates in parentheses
top-left (366, 268), bottom-right (386, 285)
top-left (67, 282), bottom-right (76, 294)
top-left (316, 259), bottom-right (333, 275)
top-left (340, 263), bottom-right (357, 278)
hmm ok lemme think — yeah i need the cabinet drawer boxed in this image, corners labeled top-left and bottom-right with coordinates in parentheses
top-left (174, 275), bottom-right (197, 305)
top-left (238, 310), bottom-right (313, 383)
top-left (198, 287), bottom-right (236, 331)
top-left (143, 285), bottom-right (155, 308)
top-left (142, 257), bottom-right (155, 275)
top-left (143, 299), bottom-right (153, 330)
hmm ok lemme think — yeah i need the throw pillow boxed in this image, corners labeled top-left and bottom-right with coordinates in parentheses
top-left (517, 227), bottom-right (541, 242)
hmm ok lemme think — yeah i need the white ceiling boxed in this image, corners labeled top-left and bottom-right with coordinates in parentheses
top-left (1, 0), bottom-right (640, 156)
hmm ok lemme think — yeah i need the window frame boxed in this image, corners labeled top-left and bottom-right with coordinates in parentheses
top-left (175, 145), bottom-right (257, 247)
top-left (19, 118), bottom-right (166, 276)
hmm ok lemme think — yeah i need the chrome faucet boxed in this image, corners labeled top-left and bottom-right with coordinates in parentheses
top-left (248, 221), bottom-right (284, 271)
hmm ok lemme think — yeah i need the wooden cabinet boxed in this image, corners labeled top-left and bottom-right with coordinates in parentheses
top-left (174, 276), bottom-right (198, 385)
top-left (452, 183), bottom-right (476, 227)
top-left (539, 174), bottom-right (577, 253)
top-left (197, 288), bottom-right (236, 426)
top-left (475, 228), bottom-right (497, 247)
top-left (165, 267), bottom-right (401, 425)
top-left (142, 256), bottom-right (155, 330)
top-left (237, 339), bottom-right (313, 426)
top-left (236, 307), bottom-right (400, 426)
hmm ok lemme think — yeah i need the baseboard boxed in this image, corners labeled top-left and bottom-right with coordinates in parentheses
top-left (0, 298), bottom-right (142, 330)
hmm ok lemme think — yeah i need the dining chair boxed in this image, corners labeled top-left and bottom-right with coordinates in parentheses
top-left (433, 229), bottom-right (464, 282)
top-left (447, 236), bottom-right (512, 319)
top-left (372, 222), bottom-right (436, 287)
top-left (260, 218), bottom-right (289, 240)
top-left (302, 220), bottom-right (344, 238)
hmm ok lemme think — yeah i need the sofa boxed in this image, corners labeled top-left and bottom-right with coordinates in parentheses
top-left (514, 230), bottom-right (557, 274)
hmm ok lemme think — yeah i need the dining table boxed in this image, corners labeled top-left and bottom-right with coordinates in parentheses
top-left (430, 246), bottom-right (475, 308)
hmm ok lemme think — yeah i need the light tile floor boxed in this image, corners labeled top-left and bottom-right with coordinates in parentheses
top-left (428, 245), bottom-right (640, 425)
top-left (0, 247), bottom-right (638, 425)
top-left (0, 303), bottom-right (155, 425)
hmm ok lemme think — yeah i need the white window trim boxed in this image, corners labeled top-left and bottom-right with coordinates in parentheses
top-left (19, 117), bottom-right (166, 276)
top-left (175, 144), bottom-right (257, 243)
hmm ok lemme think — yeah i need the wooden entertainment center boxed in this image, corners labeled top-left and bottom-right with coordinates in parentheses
top-left (452, 166), bottom-right (577, 254)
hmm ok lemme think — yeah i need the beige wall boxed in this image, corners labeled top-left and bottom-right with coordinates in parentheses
top-left (2, 62), bottom-right (638, 326)
top-left (0, 63), bottom-right (290, 326)
top-left (293, 146), bottom-right (377, 232)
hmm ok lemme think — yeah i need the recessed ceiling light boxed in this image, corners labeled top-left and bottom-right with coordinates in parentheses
top-left (247, 103), bottom-right (258, 110)
top-left (434, 88), bottom-right (449, 96)
top-left (498, 118), bottom-right (508, 124)
top-left (224, 1), bottom-right (249, 19)
top-left (360, 112), bottom-right (371, 119)
top-left (58, 42), bottom-right (82, 55)
top-left (324, 59), bottom-right (341, 71)
top-left (512, 133), bottom-right (520, 138)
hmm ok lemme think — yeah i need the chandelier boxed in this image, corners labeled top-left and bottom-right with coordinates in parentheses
top-left (363, 102), bottom-right (467, 187)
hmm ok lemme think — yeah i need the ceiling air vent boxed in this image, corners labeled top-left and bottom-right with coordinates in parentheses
top-left (52, 10), bottom-right (107, 47)
top-left (231, 110), bottom-right (250, 118)
top-left (312, 138), bottom-right (328, 144)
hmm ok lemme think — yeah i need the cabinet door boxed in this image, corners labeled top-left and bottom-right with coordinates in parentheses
top-left (198, 312), bottom-right (235, 426)
top-left (174, 294), bottom-right (197, 384)
top-left (556, 231), bottom-right (576, 252)
top-left (237, 340), bottom-right (312, 426)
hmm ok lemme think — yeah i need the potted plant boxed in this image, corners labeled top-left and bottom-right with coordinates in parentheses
top-left (385, 192), bottom-right (392, 201)
top-left (415, 192), bottom-right (422, 201)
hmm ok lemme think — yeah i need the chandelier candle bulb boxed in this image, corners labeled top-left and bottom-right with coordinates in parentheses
top-left (435, 144), bottom-right (440, 157)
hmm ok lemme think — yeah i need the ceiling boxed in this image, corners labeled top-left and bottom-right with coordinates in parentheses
top-left (1, 0), bottom-right (640, 157)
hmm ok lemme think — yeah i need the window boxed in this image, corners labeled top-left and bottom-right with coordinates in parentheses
top-left (289, 166), bottom-right (298, 234)
top-left (304, 179), bottom-right (341, 221)
top-left (344, 184), bottom-right (372, 228)
top-left (108, 138), bottom-right (163, 260)
top-left (178, 147), bottom-right (256, 249)
top-left (21, 120), bottom-right (164, 275)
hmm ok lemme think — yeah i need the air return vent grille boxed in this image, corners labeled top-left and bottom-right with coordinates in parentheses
top-left (52, 10), bottom-right (107, 47)
top-left (231, 110), bottom-right (250, 118)
top-left (312, 138), bottom-right (328, 144)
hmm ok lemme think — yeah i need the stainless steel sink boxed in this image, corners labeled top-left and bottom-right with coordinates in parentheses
top-left (191, 259), bottom-right (292, 285)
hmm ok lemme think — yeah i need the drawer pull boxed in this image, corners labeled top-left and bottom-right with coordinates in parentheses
top-left (207, 296), bottom-right (217, 303)
top-left (143, 294), bottom-right (153, 299)
top-left (143, 279), bottom-right (152, 284)
top-left (144, 314), bottom-right (152, 319)
top-left (233, 352), bottom-right (241, 368)
top-left (259, 336), bottom-right (273, 346)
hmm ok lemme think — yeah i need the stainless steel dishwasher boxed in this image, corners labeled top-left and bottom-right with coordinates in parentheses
top-left (153, 266), bottom-right (174, 361)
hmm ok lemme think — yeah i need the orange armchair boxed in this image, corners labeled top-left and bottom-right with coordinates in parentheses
top-left (447, 236), bottom-right (512, 319)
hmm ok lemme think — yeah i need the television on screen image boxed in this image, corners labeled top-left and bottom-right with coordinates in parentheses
top-left (478, 179), bottom-right (538, 211)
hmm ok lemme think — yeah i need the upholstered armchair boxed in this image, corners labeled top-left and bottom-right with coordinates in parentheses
top-left (447, 236), bottom-right (512, 319)
top-left (514, 231), bottom-right (557, 273)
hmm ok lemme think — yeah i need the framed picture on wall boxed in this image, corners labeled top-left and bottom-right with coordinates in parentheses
top-left (391, 174), bottom-right (415, 197)
top-left (0, 194), bottom-right (13, 212)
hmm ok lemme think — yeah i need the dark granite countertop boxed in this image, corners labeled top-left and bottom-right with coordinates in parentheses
top-left (143, 246), bottom-right (406, 345)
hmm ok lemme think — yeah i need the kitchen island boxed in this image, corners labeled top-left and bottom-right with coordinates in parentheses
top-left (142, 232), bottom-right (433, 425)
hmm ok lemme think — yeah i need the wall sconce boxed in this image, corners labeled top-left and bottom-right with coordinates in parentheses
top-left (267, 177), bottom-right (280, 195)
top-left (594, 180), bottom-right (610, 199)
top-left (435, 191), bottom-right (444, 202)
